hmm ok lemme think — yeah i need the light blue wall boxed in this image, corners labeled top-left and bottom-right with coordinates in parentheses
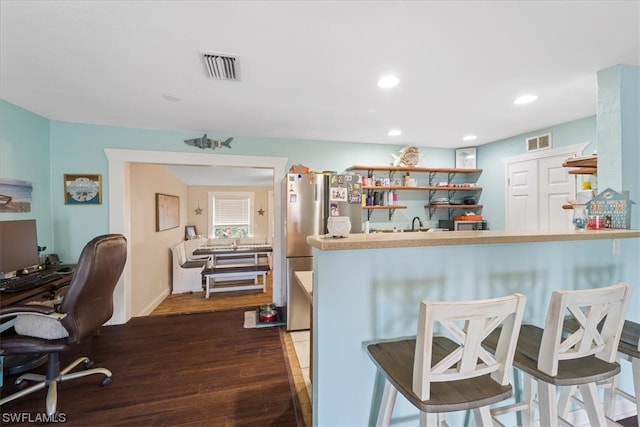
top-left (0, 101), bottom-right (54, 252)
top-left (620, 65), bottom-right (639, 229)
top-left (0, 97), bottom-right (620, 259)
top-left (597, 64), bottom-right (639, 230)
top-left (46, 118), bottom-right (454, 260)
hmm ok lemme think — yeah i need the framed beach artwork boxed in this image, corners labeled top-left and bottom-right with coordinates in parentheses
top-left (0, 178), bottom-right (33, 212)
top-left (156, 193), bottom-right (180, 232)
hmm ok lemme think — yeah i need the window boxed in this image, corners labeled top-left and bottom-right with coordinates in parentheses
top-left (209, 192), bottom-right (254, 238)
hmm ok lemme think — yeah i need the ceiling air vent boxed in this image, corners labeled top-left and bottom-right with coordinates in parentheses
top-left (526, 133), bottom-right (551, 152)
top-left (201, 53), bottom-right (240, 81)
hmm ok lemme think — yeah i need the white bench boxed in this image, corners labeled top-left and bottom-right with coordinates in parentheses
top-left (170, 241), bottom-right (209, 294)
top-left (202, 265), bottom-right (270, 297)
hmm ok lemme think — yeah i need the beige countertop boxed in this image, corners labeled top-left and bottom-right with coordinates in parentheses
top-left (307, 229), bottom-right (640, 251)
top-left (294, 270), bottom-right (313, 304)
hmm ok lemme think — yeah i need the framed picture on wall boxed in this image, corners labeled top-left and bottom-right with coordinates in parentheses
top-left (64, 174), bottom-right (102, 205)
top-left (156, 193), bottom-right (180, 232)
top-left (455, 147), bottom-right (477, 169)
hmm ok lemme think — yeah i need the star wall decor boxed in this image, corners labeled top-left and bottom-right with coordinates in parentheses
top-left (194, 204), bottom-right (203, 215)
top-left (258, 207), bottom-right (265, 216)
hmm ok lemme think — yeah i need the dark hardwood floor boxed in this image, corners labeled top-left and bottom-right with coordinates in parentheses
top-left (1, 309), bottom-right (302, 427)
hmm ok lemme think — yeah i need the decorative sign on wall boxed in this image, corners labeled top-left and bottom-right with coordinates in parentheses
top-left (587, 187), bottom-right (635, 229)
top-left (156, 193), bottom-right (180, 231)
top-left (64, 174), bottom-right (102, 205)
top-left (0, 178), bottom-right (32, 212)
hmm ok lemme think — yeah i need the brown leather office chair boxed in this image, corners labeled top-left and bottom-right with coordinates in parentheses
top-left (0, 234), bottom-right (127, 416)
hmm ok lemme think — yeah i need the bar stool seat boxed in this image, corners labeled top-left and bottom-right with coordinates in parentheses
top-left (367, 293), bottom-right (526, 427)
top-left (562, 318), bottom-right (640, 423)
top-left (482, 282), bottom-right (631, 427)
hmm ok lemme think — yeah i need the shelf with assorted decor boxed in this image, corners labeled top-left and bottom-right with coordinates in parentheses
top-left (562, 155), bottom-right (597, 210)
top-left (347, 165), bottom-right (483, 220)
top-left (424, 203), bottom-right (484, 219)
top-left (347, 165), bottom-right (482, 184)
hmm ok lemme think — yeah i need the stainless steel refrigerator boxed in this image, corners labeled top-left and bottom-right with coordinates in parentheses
top-left (283, 172), bottom-right (362, 330)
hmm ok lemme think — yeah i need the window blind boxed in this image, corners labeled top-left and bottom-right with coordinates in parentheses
top-left (214, 197), bottom-right (250, 226)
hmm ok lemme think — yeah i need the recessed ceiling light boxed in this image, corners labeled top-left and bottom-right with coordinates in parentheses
top-left (388, 129), bottom-right (402, 136)
top-left (514, 94), bottom-right (538, 105)
top-left (463, 135), bottom-right (477, 141)
top-left (377, 75), bottom-right (399, 89)
top-left (161, 93), bottom-right (181, 102)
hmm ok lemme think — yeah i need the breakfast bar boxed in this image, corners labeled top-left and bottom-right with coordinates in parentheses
top-left (306, 229), bottom-right (640, 427)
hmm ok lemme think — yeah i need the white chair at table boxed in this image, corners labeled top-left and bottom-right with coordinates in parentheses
top-left (367, 293), bottom-right (527, 427)
top-left (483, 282), bottom-right (631, 427)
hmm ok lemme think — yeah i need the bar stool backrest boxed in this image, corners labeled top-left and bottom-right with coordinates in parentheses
top-left (539, 282), bottom-right (631, 377)
top-left (412, 293), bottom-right (527, 400)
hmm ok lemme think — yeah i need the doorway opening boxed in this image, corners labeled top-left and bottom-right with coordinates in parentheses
top-left (105, 148), bottom-right (287, 324)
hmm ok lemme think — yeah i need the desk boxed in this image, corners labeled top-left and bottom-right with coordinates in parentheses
top-left (0, 269), bottom-right (73, 308)
top-left (1, 268), bottom-right (73, 375)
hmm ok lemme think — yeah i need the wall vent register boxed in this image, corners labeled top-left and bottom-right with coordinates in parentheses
top-left (201, 52), bottom-right (240, 81)
top-left (526, 133), bottom-right (551, 152)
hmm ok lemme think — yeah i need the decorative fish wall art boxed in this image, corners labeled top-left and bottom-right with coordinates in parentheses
top-left (184, 134), bottom-right (233, 150)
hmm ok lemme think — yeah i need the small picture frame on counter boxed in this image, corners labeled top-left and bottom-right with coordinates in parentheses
top-left (185, 225), bottom-right (197, 240)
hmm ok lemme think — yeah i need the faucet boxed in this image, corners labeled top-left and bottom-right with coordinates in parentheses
top-left (411, 216), bottom-right (423, 231)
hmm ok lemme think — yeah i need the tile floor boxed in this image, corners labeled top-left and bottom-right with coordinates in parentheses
top-left (289, 330), bottom-right (312, 400)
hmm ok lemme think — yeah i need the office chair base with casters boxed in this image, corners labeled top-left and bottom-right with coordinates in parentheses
top-left (1, 353), bottom-right (112, 416)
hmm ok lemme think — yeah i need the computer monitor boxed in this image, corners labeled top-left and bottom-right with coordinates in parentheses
top-left (0, 219), bottom-right (40, 276)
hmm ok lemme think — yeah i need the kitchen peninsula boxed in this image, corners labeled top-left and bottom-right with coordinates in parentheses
top-left (306, 229), bottom-right (640, 426)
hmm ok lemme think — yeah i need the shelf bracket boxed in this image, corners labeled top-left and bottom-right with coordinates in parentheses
top-left (428, 171), bottom-right (437, 186)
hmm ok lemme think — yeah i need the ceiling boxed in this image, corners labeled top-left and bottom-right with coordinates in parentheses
top-left (1, 1), bottom-right (638, 152)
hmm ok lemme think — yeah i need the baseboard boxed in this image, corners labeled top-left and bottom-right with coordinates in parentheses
top-left (139, 288), bottom-right (171, 316)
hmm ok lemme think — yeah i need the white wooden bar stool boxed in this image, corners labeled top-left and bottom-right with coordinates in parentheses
top-left (367, 293), bottom-right (526, 427)
top-left (561, 318), bottom-right (640, 424)
top-left (483, 282), bottom-right (631, 427)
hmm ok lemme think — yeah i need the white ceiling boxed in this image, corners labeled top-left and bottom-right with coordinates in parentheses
top-left (1, 1), bottom-right (638, 152)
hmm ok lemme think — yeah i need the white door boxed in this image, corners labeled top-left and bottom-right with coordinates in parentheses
top-left (505, 143), bottom-right (589, 233)
top-left (539, 155), bottom-right (574, 232)
top-left (506, 159), bottom-right (538, 232)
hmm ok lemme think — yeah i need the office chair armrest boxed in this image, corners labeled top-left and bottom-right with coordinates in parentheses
top-left (0, 304), bottom-right (66, 320)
